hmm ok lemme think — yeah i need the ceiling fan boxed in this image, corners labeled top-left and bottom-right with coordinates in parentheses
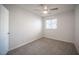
top-left (35, 4), bottom-right (58, 14)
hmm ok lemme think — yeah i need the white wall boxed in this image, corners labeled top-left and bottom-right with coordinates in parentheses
top-left (74, 5), bottom-right (79, 53)
top-left (4, 5), bottom-right (42, 50)
top-left (43, 10), bottom-right (75, 43)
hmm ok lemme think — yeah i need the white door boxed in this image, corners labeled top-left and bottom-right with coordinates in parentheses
top-left (0, 5), bottom-right (9, 55)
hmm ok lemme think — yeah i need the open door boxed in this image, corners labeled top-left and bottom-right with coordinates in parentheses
top-left (0, 5), bottom-right (9, 55)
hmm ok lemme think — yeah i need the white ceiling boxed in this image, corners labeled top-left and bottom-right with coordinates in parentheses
top-left (4, 4), bottom-right (75, 17)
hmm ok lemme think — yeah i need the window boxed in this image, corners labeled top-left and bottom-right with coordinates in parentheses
top-left (45, 19), bottom-right (57, 29)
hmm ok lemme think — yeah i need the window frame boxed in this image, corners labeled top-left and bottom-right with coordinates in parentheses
top-left (45, 18), bottom-right (57, 29)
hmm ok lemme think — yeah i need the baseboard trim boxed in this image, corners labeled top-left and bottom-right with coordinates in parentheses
top-left (43, 36), bottom-right (73, 44)
top-left (9, 37), bottom-right (42, 51)
top-left (9, 36), bottom-right (73, 51)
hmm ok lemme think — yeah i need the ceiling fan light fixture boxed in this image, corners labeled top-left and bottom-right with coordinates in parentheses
top-left (43, 10), bottom-right (48, 14)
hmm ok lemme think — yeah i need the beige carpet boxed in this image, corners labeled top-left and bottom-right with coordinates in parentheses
top-left (7, 37), bottom-right (78, 55)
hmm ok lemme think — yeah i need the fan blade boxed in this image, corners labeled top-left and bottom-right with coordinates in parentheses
top-left (50, 8), bottom-right (58, 10)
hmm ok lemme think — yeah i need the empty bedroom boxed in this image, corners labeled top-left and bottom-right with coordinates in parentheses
top-left (0, 4), bottom-right (79, 55)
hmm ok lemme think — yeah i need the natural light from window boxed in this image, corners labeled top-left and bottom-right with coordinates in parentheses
top-left (45, 19), bottom-right (57, 29)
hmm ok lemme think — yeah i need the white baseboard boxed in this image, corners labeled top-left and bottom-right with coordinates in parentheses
top-left (9, 36), bottom-right (73, 51)
top-left (9, 36), bottom-right (42, 51)
top-left (43, 36), bottom-right (73, 44)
